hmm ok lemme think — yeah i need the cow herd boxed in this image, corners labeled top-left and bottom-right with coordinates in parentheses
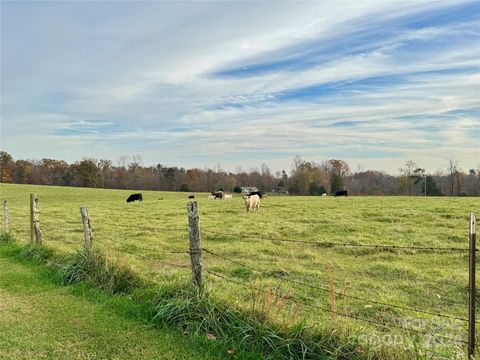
top-left (126, 189), bottom-right (348, 213)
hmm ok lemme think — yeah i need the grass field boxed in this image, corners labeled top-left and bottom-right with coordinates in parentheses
top-left (1, 183), bottom-right (479, 359)
top-left (0, 244), bottom-right (267, 360)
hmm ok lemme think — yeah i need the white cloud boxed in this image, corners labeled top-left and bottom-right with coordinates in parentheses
top-left (1, 0), bottom-right (479, 173)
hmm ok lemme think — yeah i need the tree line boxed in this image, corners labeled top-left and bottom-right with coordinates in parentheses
top-left (1, 151), bottom-right (478, 196)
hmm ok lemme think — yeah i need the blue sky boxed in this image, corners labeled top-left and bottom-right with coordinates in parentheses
top-left (1, 1), bottom-right (479, 174)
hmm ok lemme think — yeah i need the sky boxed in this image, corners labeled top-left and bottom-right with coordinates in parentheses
top-left (1, 0), bottom-right (479, 174)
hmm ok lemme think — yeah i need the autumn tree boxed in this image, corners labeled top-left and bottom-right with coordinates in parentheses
top-left (328, 159), bottom-right (350, 194)
top-left (0, 151), bottom-right (15, 183)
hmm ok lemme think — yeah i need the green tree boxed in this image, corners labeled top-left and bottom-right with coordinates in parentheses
top-left (179, 184), bottom-right (191, 192)
top-left (425, 176), bottom-right (442, 196)
top-left (75, 159), bottom-right (101, 187)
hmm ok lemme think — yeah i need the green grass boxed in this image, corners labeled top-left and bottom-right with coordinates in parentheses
top-left (1, 183), bottom-right (479, 359)
top-left (0, 244), bottom-right (266, 360)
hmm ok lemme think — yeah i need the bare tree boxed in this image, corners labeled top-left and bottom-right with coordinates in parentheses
top-left (398, 160), bottom-right (417, 195)
top-left (447, 159), bottom-right (459, 196)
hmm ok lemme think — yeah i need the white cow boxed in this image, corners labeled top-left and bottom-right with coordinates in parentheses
top-left (224, 194), bottom-right (232, 200)
top-left (322, 193), bottom-right (327, 197)
top-left (208, 195), bottom-right (215, 200)
top-left (243, 194), bottom-right (260, 212)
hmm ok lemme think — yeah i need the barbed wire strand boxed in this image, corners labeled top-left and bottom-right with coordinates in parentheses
top-left (202, 229), bottom-right (473, 252)
top-left (205, 270), bottom-right (468, 345)
top-left (97, 242), bottom-right (190, 269)
top-left (203, 249), bottom-right (470, 323)
top-left (95, 233), bottom-right (190, 256)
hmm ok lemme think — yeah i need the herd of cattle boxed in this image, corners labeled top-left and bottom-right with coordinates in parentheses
top-left (126, 189), bottom-right (348, 212)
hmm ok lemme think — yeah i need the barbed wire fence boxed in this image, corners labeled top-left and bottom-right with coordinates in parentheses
top-left (0, 195), bottom-right (477, 358)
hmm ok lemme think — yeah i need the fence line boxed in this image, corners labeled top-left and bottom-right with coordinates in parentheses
top-left (1, 196), bottom-right (476, 356)
top-left (203, 248), bottom-right (471, 323)
top-left (202, 229), bottom-right (472, 252)
top-left (94, 238), bottom-right (190, 269)
top-left (205, 269), bottom-right (468, 345)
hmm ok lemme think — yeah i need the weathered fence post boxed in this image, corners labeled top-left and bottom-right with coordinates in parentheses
top-left (80, 207), bottom-right (93, 258)
top-left (3, 200), bottom-right (8, 232)
top-left (187, 201), bottom-right (202, 288)
top-left (30, 194), bottom-right (34, 242)
top-left (468, 212), bottom-right (477, 359)
top-left (31, 194), bottom-right (42, 244)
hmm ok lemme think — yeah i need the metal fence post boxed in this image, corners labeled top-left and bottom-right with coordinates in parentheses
top-left (187, 201), bottom-right (202, 288)
top-left (468, 212), bottom-right (476, 359)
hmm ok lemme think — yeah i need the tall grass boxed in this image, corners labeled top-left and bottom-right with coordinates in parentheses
top-left (57, 250), bottom-right (139, 294)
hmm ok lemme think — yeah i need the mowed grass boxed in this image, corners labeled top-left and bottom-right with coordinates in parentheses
top-left (0, 245), bottom-right (262, 360)
top-left (1, 183), bottom-right (479, 358)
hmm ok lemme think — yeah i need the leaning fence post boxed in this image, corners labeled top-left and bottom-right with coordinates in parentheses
top-left (3, 200), bottom-right (8, 232)
top-left (80, 207), bottom-right (93, 258)
top-left (30, 194), bottom-right (34, 242)
top-left (468, 212), bottom-right (477, 359)
top-left (187, 201), bottom-right (202, 288)
top-left (32, 194), bottom-right (42, 244)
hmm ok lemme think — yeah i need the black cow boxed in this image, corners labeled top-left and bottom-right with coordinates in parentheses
top-left (248, 191), bottom-right (264, 198)
top-left (188, 195), bottom-right (195, 199)
top-left (211, 191), bottom-right (223, 200)
top-left (126, 193), bottom-right (143, 202)
top-left (334, 190), bottom-right (348, 197)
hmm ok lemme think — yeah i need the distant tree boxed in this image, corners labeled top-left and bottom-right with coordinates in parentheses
top-left (447, 159), bottom-right (459, 196)
top-left (233, 185), bottom-right (242, 193)
top-left (164, 167), bottom-right (177, 191)
top-left (288, 156), bottom-right (313, 195)
top-left (328, 159), bottom-right (350, 194)
top-left (0, 151), bottom-right (15, 183)
top-left (425, 176), bottom-right (442, 196)
top-left (398, 160), bottom-right (417, 195)
top-left (179, 184), bottom-right (191, 192)
top-left (14, 159), bottom-right (31, 184)
top-left (413, 167), bottom-right (426, 196)
top-left (309, 182), bottom-right (326, 196)
top-left (74, 159), bottom-right (101, 187)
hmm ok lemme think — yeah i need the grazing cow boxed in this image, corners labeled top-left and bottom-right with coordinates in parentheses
top-left (322, 193), bottom-right (327, 197)
top-left (211, 191), bottom-right (223, 200)
top-left (334, 190), bottom-right (348, 197)
top-left (126, 193), bottom-right (143, 203)
top-left (248, 190), bottom-right (265, 199)
top-left (188, 195), bottom-right (195, 199)
top-left (224, 194), bottom-right (232, 200)
top-left (243, 194), bottom-right (260, 212)
top-left (208, 195), bottom-right (215, 200)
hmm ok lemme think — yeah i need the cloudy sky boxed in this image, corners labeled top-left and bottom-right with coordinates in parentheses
top-left (1, 1), bottom-right (479, 174)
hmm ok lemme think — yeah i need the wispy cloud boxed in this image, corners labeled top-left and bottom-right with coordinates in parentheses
top-left (1, 0), bottom-right (479, 173)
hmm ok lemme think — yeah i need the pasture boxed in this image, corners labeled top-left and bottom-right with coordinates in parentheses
top-left (1, 183), bottom-right (479, 359)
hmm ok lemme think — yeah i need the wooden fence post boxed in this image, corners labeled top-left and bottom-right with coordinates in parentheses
top-left (3, 200), bottom-right (8, 232)
top-left (468, 212), bottom-right (477, 359)
top-left (30, 194), bottom-right (34, 242)
top-left (32, 194), bottom-right (42, 244)
top-left (80, 207), bottom-right (93, 258)
top-left (187, 201), bottom-right (202, 288)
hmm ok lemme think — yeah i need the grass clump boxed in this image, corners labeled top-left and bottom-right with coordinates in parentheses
top-left (0, 231), bottom-right (14, 244)
top-left (152, 285), bottom-right (364, 360)
top-left (19, 243), bottom-right (55, 261)
top-left (57, 250), bottom-right (139, 294)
